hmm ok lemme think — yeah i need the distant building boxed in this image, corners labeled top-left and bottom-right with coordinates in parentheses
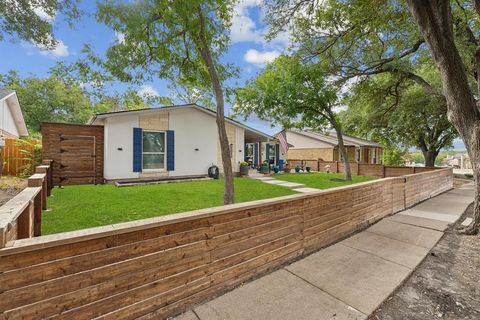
top-left (442, 153), bottom-right (472, 169)
top-left (285, 129), bottom-right (383, 164)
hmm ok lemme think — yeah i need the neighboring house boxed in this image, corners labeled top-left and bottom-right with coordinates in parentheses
top-left (285, 129), bottom-right (384, 164)
top-left (0, 89), bottom-right (29, 141)
top-left (88, 104), bottom-right (286, 181)
top-left (442, 153), bottom-right (472, 169)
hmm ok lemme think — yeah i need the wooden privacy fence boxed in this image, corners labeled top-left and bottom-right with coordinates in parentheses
top-left (0, 168), bottom-right (453, 319)
top-left (0, 160), bottom-right (53, 248)
top-left (1, 138), bottom-right (42, 176)
top-left (287, 159), bottom-right (439, 178)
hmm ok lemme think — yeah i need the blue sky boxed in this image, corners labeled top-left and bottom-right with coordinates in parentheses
top-left (0, 0), bottom-right (286, 135)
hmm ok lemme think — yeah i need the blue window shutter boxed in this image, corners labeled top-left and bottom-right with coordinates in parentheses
top-left (275, 144), bottom-right (280, 165)
top-left (266, 143), bottom-right (270, 162)
top-left (254, 143), bottom-right (259, 167)
top-left (244, 144), bottom-right (248, 161)
top-left (166, 130), bottom-right (175, 171)
top-left (133, 128), bottom-right (142, 172)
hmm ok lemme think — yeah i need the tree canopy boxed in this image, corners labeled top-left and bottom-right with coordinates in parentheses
top-left (234, 54), bottom-right (353, 180)
top-left (0, 70), bottom-right (149, 133)
top-left (342, 63), bottom-right (457, 166)
top-left (0, 0), bottom-right (80, 48)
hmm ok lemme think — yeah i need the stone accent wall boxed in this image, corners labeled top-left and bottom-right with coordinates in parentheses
top-left (139, 111), bottom-right (169, 178)
top-left (217, 123), bottom-right (236, 172)
top-left (288, 148), bottom-right (334, 161)
top-left (139, 112), bottom-right (169, 131)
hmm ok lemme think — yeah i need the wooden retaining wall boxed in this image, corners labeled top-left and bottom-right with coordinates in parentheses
top-left (288, 159), bottom-right (439, 178)
top-left (0, 160), bottom-right (53, 248)
top-left (0, 168), bottom-right (453, 319)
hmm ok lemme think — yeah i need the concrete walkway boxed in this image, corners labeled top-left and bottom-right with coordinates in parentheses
top-left (248, 171), bottom-right (320, 193)
top-left (174, 184), bottom-right (473, 320)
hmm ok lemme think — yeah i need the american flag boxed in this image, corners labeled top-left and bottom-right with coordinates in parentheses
top-left (277, 130), bottom-right (289, 154)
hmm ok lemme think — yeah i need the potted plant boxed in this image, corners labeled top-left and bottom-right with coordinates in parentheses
top-left (239, 161), bottom-right (250, 176)
top-left (260, 161), bottom-right (270, 174)
top-left (283, 161), bottom-right (291, 173)
top-left (306, 166), bottom-right (311, 173)
top-left (295, 165), bottom-right (301, 173)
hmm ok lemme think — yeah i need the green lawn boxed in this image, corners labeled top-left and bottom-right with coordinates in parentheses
top-left (42, 178), bottom-right (296, 235)
top-left (274, 172), bottom-right (376, 189)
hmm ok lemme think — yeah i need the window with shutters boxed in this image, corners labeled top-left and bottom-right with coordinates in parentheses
top-left (142, 131), bottom-right (166, 170)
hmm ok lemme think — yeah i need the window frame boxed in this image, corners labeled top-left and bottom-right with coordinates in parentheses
top-left (142, 130), bottom-right (167, 172)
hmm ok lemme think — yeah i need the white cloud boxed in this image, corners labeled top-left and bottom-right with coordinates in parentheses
top-left (138, 85), bottom-right (160, 98)
top-left (115, 31), bottom-right (125, 44)
top-left (231, 0), bottom-right (263, 43)
top-left (34, 7), bottom-right (55, 22)
top-left (37, 39), bottom-right (69, 57)
top-left (244, 49), bottom-right (280, 65)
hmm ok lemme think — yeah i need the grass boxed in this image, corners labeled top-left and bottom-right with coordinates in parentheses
top-left (42, 178), bottom-right (296, 235)
top-left (273, 172), bottom-right (376, 189)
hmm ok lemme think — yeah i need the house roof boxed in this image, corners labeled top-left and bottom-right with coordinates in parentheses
top-left (88, 104), bottom-right (276, 141)
top-left (0, 89), bottom-right (29, 137)
top-left (287, 129), bottom-right (382, 148)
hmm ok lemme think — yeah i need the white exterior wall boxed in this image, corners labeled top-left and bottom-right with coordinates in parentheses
top-left (234, 127), bottom-right (244, 171)
top-left (104, 114), bottom-right (140, 180)
top-left (0, 99), bottom-right (20, 138)
top-left (286, 131), bottom-right (333, 149)
top-left (169, 108), bottom-right (218, 176)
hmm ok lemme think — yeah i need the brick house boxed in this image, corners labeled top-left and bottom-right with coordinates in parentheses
top-left (285, 129), bottom-right (384, 164)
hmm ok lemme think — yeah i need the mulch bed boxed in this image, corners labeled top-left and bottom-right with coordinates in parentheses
top-left (369, 203), bottom-right (480, 320)
top-left (0, 177), bottom-right (27, 206)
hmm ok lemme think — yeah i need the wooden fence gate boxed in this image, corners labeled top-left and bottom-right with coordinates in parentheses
top-left (59, 135), bottom-right (96, 185)
top-left (42, 122), bottom-right (104, 186)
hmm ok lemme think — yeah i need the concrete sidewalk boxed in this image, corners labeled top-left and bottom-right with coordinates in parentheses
top-left (174, 185), bottom-right (473, 320)
top-left (248, 171), bottom-right (320, 193)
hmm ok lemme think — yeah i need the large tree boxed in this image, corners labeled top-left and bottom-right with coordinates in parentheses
top-left (0, 70), bottom-right (149, 133)
top-left (0, 0), bottom-right (80, 48)
top-left (234, 55), bottom-right (353, 180)
top-left (264, 0), bottom-right (480, 234)
top-left (405, 0), bottom-right (480, 235)
top-left (342, 68), bottom-right (457, 167)
top-left (0, 71), bottom-right (92, 133)
top-left (96, 0), bottom-right (236, 204)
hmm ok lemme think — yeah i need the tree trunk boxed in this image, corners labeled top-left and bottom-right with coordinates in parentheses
top-left (197, 7), bottom-right (234, 204)
top-left (422, 149), bottom-right (438, 167)
top-left (331, 126), bottom-right (352, 181)
top-left (407, 0), bottom-right (480, 234)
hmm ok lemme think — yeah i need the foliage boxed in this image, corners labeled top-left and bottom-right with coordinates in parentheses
top-left (382, 147), bottom-right (406, 166)
top-left (0, 71), bottom-right (93, 132)
top-left (95, 0), bottom-right (236, 95)
top-left (0, 0), bottom-right (80, 48)
top-left (261, 161), bottom-right (269, 166)
top-left (234, 54), bottom-right (353, 180)
top-left (0, 70), bottom-right (150, 134)
top-left (341, 64), bottom-right (457, 164)
top-left (274, 172), bottom-right (376, 189)
top-left (42, 178), bottom-right (295, 234)
top-left (234, 55), bottom-right (336, 130)
top-left (240, 161), bottom-right (249, 167)
top-left (14, 138), bottom-right (42, 177)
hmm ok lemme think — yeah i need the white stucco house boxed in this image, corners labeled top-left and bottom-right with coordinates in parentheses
top-left (0, 89), bottom-right (29, 143)
top-left (88, 104), bottom-right (287, 181)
